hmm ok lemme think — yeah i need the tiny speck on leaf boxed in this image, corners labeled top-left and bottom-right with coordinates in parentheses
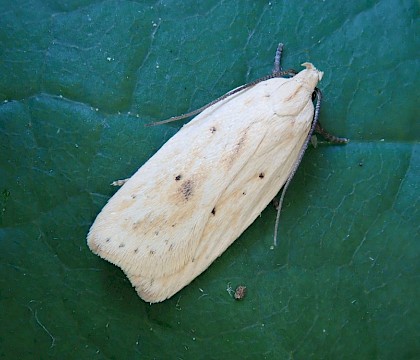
top-left (234, 285), bottom-right (247, 300)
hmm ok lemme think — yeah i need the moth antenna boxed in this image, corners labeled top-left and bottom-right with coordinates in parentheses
top-left (146, 70), bottom-right (296, 127)
top-left (273, 88), bottom-right (323, 246)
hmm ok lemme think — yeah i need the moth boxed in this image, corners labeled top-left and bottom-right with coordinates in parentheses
top-left (87, 43), bottom-right (347, 303)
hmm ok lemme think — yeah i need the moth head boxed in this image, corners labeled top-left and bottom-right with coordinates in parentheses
top-left (299, 62), bottom-right (324, 90)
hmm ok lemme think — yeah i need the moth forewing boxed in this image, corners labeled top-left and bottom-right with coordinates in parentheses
top-left (87, 62), bottom-right (324, 303)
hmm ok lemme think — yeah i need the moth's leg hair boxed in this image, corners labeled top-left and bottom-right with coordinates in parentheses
top-left (315, 122), bottom-right (349, 144)
top-left (273, 43), bottom-right (284, 75)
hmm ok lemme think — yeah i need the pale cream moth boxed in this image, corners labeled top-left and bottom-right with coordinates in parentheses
top-left (87, 43), bottom-right (348, 303)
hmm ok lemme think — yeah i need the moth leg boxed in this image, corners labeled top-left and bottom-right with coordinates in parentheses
top-left (111, 178), bottom-right (129, 186)
top-left (273, 43), bottom-right (284, 74)
top-left (272, 197), bottom-right (280, 210)
top-left (272, 43), bottom-right (297, 78)
top-left (315, 122), bottom-right (349, 144)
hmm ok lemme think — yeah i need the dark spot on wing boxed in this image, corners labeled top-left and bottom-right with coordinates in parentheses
top-left (179, 179), bottom-right (194, 201)
top-left (223, 127), bottom-right (249, 169)
top-left (210, 126), bottom-right (216, 133)
top-left (119, 243), bottom-right (125, 248)
top-left (211, 207), bottom-right (216, 215)
top-left (259, 172), bottom-right (265, 179)
top-left (175, 174), bottom-right (182, 181)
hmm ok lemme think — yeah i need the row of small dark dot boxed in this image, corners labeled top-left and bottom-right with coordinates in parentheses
top-left (105, 238), bottom-right (174, 255)
top-left (175, 172), bottom-right (264, 182)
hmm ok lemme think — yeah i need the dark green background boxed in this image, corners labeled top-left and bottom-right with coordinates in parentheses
top-left (0, 0), bottom-right (418, 359)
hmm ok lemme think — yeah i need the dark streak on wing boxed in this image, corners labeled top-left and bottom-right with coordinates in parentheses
top-left (284, 83), bottom-right (302, 102)
top-left (179, 179), bottom-right (194, 201)
top-left (189, 124), bottom-right (270, 263)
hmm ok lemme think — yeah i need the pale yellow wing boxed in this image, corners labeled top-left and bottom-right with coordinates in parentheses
top-left (87, 64), bottom-right (322, 302)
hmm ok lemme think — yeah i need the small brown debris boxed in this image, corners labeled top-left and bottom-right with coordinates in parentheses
top-left (234, 285), bottom-right (247, 300)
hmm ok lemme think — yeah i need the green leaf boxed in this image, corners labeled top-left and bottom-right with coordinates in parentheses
top-left (1, 0), bottom-right (418, 358)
